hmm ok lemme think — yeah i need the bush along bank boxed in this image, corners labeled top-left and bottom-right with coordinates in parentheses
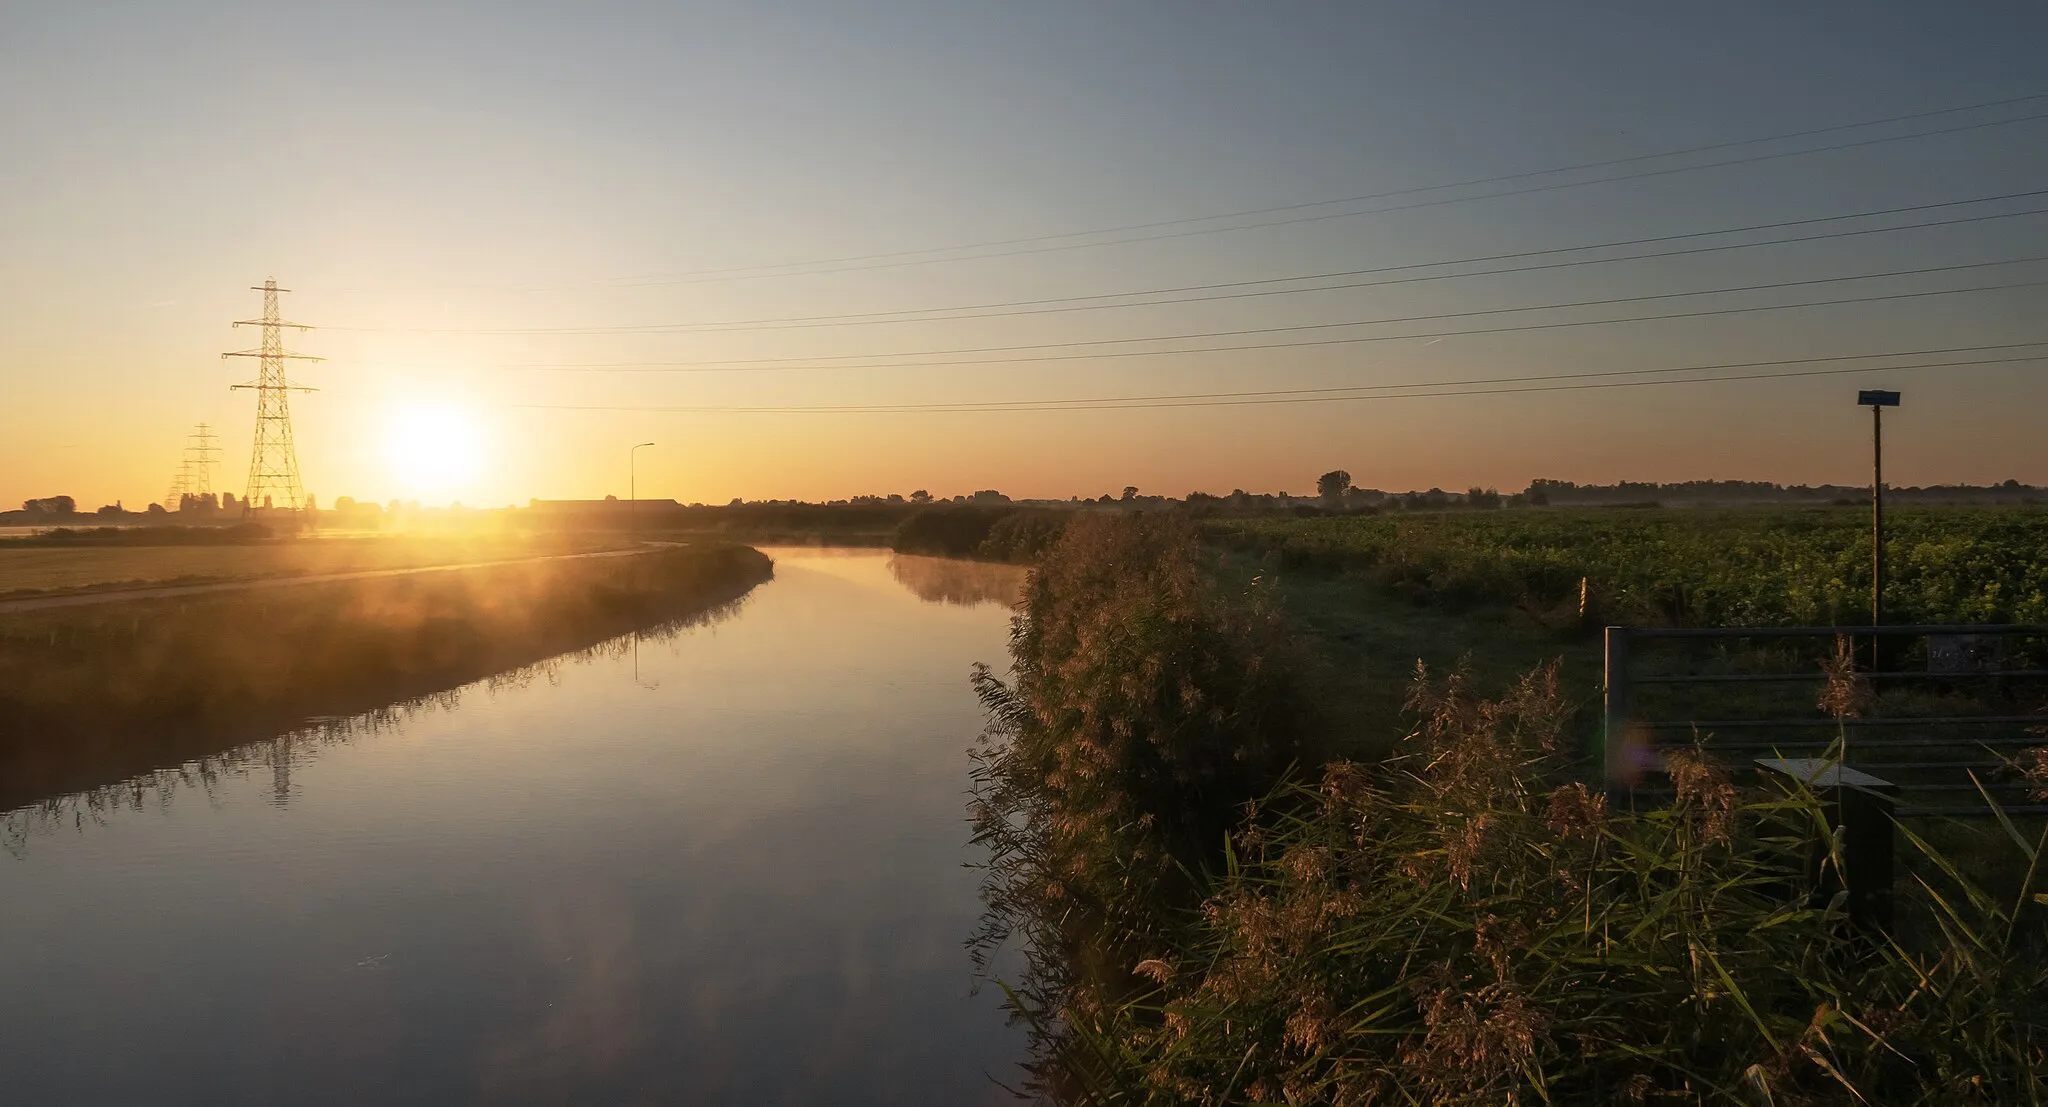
top-left (892, 504), bottom-right (1071, 562)
top-left (0, 544), bottom-right (773, 808)
top-left (972, 514), bottom-right (2048, 1104)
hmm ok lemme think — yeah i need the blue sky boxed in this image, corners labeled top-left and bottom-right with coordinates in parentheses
top-left (3, 1), bottom-right (2045, 506)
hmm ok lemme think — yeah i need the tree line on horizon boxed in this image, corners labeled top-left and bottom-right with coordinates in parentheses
top-left (6, 474), bottom-right (2042, 526)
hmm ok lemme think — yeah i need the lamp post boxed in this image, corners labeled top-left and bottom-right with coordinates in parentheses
top-left (1856, 390), bottom-right (1900, 628)
top-left (630, 441), bottom-right (655, 541)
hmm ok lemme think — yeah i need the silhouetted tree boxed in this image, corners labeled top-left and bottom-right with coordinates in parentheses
top-left (1121, 486), bottom-right (1139, 502)
top-left (1317, 470), bottom-right (1352, 503)
top-left (22, 495), bottom-right (76, 515)
top-left (910, 489), bottom-right (932, 504)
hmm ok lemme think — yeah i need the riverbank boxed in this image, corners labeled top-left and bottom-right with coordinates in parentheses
top-left (973, 514), bottom-right (2048, 1103)
top-left (0, 543), bottom-right (773, 808)
top-left (0, 530), bottom-right (625, 599)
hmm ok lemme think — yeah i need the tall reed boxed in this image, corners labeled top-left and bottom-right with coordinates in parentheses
top-left (969, 514), bottom-right (1315, 1095)
top-left (973, 516), bottom-right (2048, 1104)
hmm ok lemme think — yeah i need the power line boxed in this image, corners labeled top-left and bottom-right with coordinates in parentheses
top-left (623, 343), bottom-right (2048, 410)
top-left (336, 193), bottom-right (2048, 336)
top-left (322, 93), bottom-right (2048, 297)
top-left (537, 195), bottom-right (2048, 333)
top-left (501, 348), bottom-right (2048, 414)
top-left (507, 92), bottom-right (2048, 288)
top-left (520, 344), bottom-right (2045, 411)
top-left (620, 111), bottom-right (2048, 286)
top-left (469, 258), bottom-right (2048, 372)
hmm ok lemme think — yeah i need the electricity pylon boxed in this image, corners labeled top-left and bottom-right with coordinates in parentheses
top-left (164, 423), bottom-right (222, 508)
top-left (165, 461), bottom-right (191, 509)
top-left (223, 280), bottom-right (321, 513)
top-left (188, 422), bottom-right (220, 498)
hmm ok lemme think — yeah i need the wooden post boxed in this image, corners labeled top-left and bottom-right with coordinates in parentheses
top-left (1857, 389), bottom-right (1899, 671)
top-left (1839, 782), bottom-right (1897, 931)
top-left (1604, 626), bottom-right (1632, 806)
top-left (1757, 758), bottom-right (1897, 931)
top-left (1872, 401), bottom-right (1885, 629)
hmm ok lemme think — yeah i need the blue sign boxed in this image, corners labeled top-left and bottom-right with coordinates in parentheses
top-left (1857, 389), bottom-right (1901, 407)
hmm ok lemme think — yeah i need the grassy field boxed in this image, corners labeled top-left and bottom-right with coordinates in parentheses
top-left (0, 533), bottom-right (623, 597)
top-left (0, 544), bottom-right (771, 809)
top-left (1222, 552), bottom-right (1604, 758)
top-left (1208, 504), bottom-right (2048, 627)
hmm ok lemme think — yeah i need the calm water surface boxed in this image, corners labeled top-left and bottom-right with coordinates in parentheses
top-left (1, 549), bottom-right (1030, 1105)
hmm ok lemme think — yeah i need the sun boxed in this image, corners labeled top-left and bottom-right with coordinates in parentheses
top-left (385, 403), bottom-right (487, 501)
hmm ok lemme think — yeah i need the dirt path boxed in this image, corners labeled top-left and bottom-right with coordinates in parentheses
top-left (0, 547), bottom-right (663, 613)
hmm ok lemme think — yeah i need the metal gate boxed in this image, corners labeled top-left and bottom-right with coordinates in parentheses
top-left (1601, 623), bottom-right (2048, 818)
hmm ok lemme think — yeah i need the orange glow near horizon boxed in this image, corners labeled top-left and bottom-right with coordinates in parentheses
top-left (4, 7), bottom-right (2046, 512)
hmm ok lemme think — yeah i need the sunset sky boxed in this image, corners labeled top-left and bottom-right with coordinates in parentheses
top-left (4, 1), bottom-right (2046, 509)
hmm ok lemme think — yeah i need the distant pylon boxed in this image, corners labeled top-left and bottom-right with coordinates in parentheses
top-left (188, 422), bottom-right (220, 497)
top-left (165, 422), bottom-right (222, 508)
top-left (165, 460), bottom-right (192, 508)
top-left (223, 280), bottom-right (321, 513)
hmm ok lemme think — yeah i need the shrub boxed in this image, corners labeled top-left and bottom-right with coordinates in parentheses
top-left (893, 505), bottom-right (1069, 561)
top-left (977, 509), bottom-right (1068, 562)
top-left (893, 505), bottom-right (1014, 558)
top-left (971, 527), bottom-right (2048, 1102)
top-left (969, 514), bottom-right (1316, 1058)
top-left (1017, 665), bottom-right (2048, 1104)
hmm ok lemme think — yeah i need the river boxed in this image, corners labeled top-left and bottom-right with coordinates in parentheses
top-left (0, 548), bottom-right (1031, 1105)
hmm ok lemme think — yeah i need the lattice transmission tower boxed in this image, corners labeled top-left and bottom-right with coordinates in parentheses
top-left (224, 280), bottom-right (321, 513)
top-left (163, 422), bottom-right (222, 508)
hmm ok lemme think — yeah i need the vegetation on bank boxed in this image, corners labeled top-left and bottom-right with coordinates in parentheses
top-left (973, 515), bottom-right (2048, 1104)
top-left (0, 544), bottom-right (772, 809)
top-left (0, 523), bottom-right (275, 547)
top-left (894, 505), bottom-right (1071, 562)
top-left (0, 532), bottom-right (625, 598)
top-left (1207, 506), bottom-right (2048, 627)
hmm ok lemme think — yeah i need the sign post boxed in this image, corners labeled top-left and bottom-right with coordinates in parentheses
top-left (1857, 390), bottom-right (1901, 629)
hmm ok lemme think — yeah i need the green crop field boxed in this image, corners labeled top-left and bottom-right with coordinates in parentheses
top-left (1207, 505), bottom-right (2048, 628)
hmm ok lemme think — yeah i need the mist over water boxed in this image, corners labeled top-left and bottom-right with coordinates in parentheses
top-left (0, 549), bottom-right (1028, 1105)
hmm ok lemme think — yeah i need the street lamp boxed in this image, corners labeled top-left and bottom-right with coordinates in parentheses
top-left (630, 441), bottom-right (655, 541)
top-left (1857, 390), bottom-right (1900, 628)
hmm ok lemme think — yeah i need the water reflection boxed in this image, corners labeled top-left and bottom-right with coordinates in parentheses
top-left (3, 598), bottom-right (752, 854)
top-left (888, 552), bottom-right (1029, 607)
top-left (0, 549), bottom-right (1023, 1105)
